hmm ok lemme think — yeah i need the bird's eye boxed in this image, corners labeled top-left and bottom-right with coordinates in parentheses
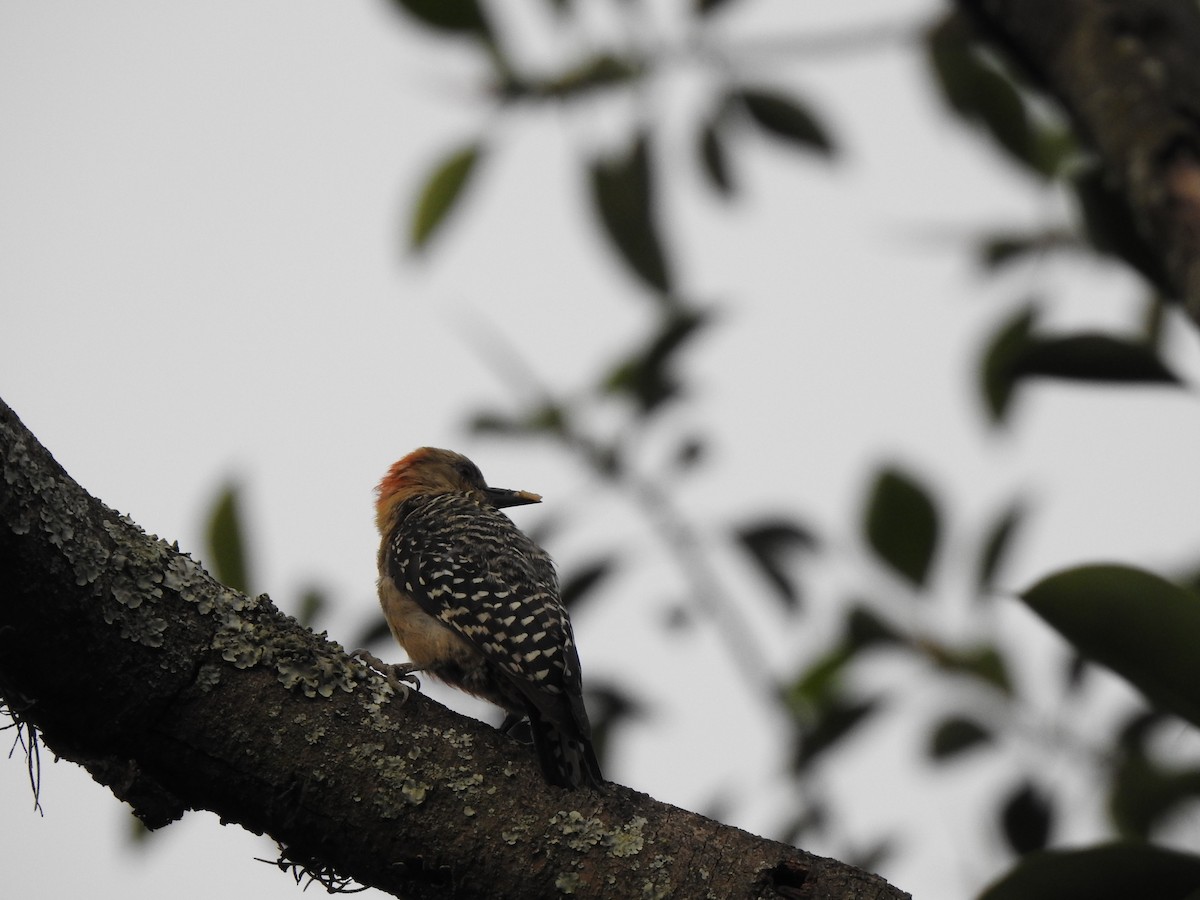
top-left (457, 460), bottom-right (483, 485)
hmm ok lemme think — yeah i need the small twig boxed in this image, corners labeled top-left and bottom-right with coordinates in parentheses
top-left (3, 705), bottom-right (44, 815)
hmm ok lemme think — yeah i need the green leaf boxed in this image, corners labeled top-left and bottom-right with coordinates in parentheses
top-left (737, 88), bottom-right (835, 156)
top-left (1001, 781), bottom-right (1053, 855)
top-left (525, 53), bottom-right (644, 99)
top-left (733, 518), bottom-right (819, 611)
top-left (1030, 122), bottom-right (1078, 179)
top-left (792, 696), bottom-right (880, 771)
top-left (979, 304), bottom-right (1179, 424)
top-left (410, 142), bottom-right (483, 251)
top-left (603, 308), bottom-right (710, 413)
top-left (1110, 752), bottom-right (1200, 840)
top-left (205, 482), bottom-right (251, 595)
top-left (1013, 334), bottom-right (1180, 385)
top-left (926, 13), bottom-right (1050, 179)
top-left (469, 402), bottom-right (568, 438)
top-left (1063, 652), bottom-right (1090, 693)
top-left (698, 119), bottom-right (734, 197)
top-left (386, 0), bottom-right (491, 38)
top-left (469, 411), bottom-right (521, 435)
top-left (928, 716), bottom-right (992, 760)
top-left (979, 842), bottom-right (1200, 900)
top-left (926, 642), bottom-right (1014, 695)
top-left (695, 0), bottom-right (739, 16)
top-left (588, 132), bottom-right (673, 295)
top-left (1021, 564), bottom-right (1200, 729)
top-left (863, 466), bottom-right (940, 588)
top-left (977, 229), bottom-right (1077, 270)
top-left (844, 604), bottom-right (904, 650)
top-left (1115, 709), bottom-right (1166, 754)
top-left (979, 302), bottom-right (1039, 424)
top-left (785, 646), bottom-right (854, 711)
top-left (976, 500), bottom-right (1025, 596)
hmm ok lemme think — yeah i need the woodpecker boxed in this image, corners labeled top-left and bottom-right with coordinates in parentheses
top-left (368, 447), bottom-right (602, 790)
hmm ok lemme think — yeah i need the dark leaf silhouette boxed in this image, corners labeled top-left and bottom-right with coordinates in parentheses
top-left (864, 466), bottom-right (940, 588)
top-left (734, 518), bottom-right (819, 610)
top-left (205, 482), bottom-right (251, 595)
top-left (589, 132), bottom-right (673, 295)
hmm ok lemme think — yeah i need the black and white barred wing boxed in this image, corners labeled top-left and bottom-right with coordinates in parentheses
top-left (387, 493), bottom-right (585, 716)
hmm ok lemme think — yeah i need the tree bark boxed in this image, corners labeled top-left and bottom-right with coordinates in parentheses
top-left (958, 0), bottom-right (1200, 320)
top-left (0, 394), bottom-right (909, 900)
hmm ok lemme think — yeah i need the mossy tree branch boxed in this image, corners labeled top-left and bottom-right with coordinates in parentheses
top-left (0, 395), bottom-right (908, 900)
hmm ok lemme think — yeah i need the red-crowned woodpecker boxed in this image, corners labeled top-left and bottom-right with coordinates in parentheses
top-left (368, 447), bottom-right (602, 790)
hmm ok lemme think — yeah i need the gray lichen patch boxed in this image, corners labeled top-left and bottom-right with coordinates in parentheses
top-left (606, 816), bottom-right (647, 858)
top-left (367, 749), bottom-right (431, 819)
top-left (500, 825), bottom-right (528, 845)
top-left (546, 810), bottom-right (649, 860)
top-left (550, 810), bottom-right (607, 852)
top-left (639, 871), bottom-right (675, 900)
top-left (4, 431), bottom-right (113, 588)
top-left (400, 778), bottom-right (429, 806)
top-left (209, 603), bottom-right (360, 699)
top-left (2, 424), bottom-right (187, 651)
top-left (554, 871), bottom-right (581, 894)
top-left (446, 772), bottom-right (485, 793)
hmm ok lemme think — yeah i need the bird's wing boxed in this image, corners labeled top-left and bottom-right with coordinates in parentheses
top-left (386, 493), bottom-right (585, 713)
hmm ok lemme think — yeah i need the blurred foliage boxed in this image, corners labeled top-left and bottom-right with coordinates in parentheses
top-left (928, 715), bottom-right (991, 760)
top-left (410, 142), bottom-right (483, 251)
top-left (1023, 566), bottom-right (1200, 731)
top-left (200, 1), bottom-right (1200, 896)
top-left (385, 0), bottom-right (491, 40)
top-left (863, 466), bottom-right (941, 589)
top-left (999, 781), bottom-right (1053, 856)
top-left (205, 483), bottom-right (252, 595)
top-left (733, 88), bottom-right (836, 156)
top-left (979, 843), bottom-right (1200, 900)
top-left (926, 12), bottom-right (1074, 181)
top-left (975, 500), bottom-right (1024, 596)
top-left (589, 132), bottom-right (674, 297)
top-left (734, 518), bottom-right (818, 611)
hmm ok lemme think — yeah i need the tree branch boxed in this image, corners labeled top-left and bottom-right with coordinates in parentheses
top-left (957, 0), bottom-right (1200, 320)
top-left (0, 395), bottom-right (908, 900)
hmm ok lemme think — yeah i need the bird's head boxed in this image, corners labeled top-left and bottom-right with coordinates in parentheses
top-left (375, 447), bottom-right (541, 533)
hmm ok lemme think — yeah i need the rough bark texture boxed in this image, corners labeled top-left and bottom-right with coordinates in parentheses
top-left (959, 0), bottom-right (1200, 319)
top-left (0, 395), bottom-right (909, 900)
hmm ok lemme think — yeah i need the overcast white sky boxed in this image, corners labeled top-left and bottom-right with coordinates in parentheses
top-left (6, 2), bottom-right (1200, 898)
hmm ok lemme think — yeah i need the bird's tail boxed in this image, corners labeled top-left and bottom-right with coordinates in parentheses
top-left (528, 716), bottom-right (603, 790)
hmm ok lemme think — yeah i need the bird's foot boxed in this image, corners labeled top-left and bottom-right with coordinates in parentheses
top-left (352, 648), bottom-right (422, 701)
top-left (499, 712), bottom-right (533, 745)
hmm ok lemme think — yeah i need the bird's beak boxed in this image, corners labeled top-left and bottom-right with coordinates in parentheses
top-left (485, 487), bottom-right (542, 508)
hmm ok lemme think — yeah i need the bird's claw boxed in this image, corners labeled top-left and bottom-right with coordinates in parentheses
top-left (352, 648), bottom-right (422, 700)
top-left (498, 711), bottom-right (533, 745)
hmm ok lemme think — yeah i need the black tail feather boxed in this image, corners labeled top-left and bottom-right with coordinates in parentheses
top-left (527, 715), bottom-right (603, 790)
